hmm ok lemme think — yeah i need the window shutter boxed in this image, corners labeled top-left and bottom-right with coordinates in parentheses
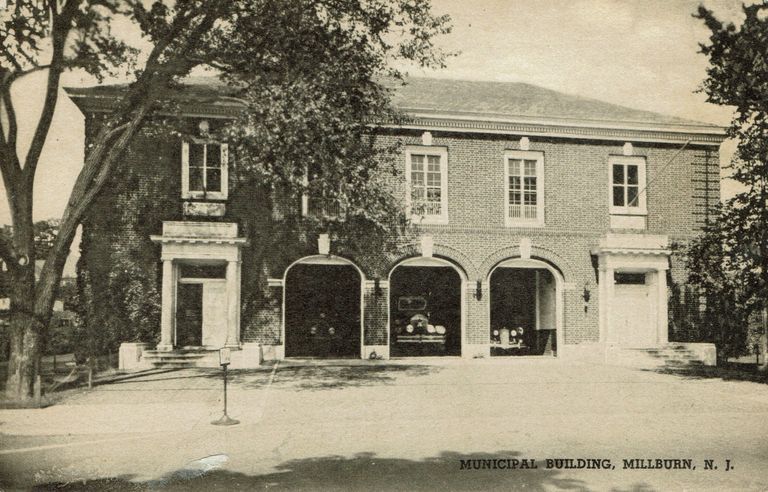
top-left (181, 141), bottom-right (190, 198)
top-left (220, 143), bottom-right (229, 199)
top-left (301, 167), bottom-right (309, 217)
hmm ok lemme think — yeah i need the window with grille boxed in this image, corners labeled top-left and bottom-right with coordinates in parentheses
top-left (182, 140), bottom-right (228, 199)
top-left (609, 156), bottom-right (646, 215)
top-left (406, 147), bottom-right (448, 223)
top-left (302, 162), bottom-right (343, 219)
top-left (505, 151), bottom-right (544, 226)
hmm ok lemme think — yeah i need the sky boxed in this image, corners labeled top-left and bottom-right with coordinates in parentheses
top-left (0, 0), bottom-right (751, 227)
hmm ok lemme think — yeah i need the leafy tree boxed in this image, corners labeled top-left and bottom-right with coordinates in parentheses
top-left (0, 0), bottom-right (450, 401)
top-left (685, 3), bottom-right (768, 367)
top-left (0, 218), bottom-right (60, 299)
top-left (682, 211), bottom-right (755, 360)
top-left (0, 219), bottom-right (61, 263)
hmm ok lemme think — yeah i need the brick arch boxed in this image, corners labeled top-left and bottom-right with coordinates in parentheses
top-left (282, 254), bottom-right (367, 281)
top-left (479, 244), bottom-right (576, 281)
top-left (271, 254), bottom-right (367, 279)
top-left (376, 243), bottom-right (420, 278)
top-left (433, 243), bottom-right (480, 279)
top-left (382, 242), bottom-right (478, 280)
top-left (328, 252), bottom-right (380, 280)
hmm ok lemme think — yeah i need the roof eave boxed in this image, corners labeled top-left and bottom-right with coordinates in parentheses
top-left (64, 89), bottom-right (243, 120)
top-left (385, 112), bottom-right (726, 146)
top-left (65, 90), bottom-right (727, 146)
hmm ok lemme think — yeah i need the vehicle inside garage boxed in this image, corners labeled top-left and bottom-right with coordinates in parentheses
top-left (490, 267), bottom-right (556, 356)
top-left (389, 263), bottom-right (462, 357)
top-left (284, 263), bottom-right (361, 358)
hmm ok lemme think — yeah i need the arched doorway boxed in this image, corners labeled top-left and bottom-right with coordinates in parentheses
top-left (388, 257), bottom-right (465, 357)
top-left (283, 256), bottom-right (363, 358)
top-left (488, 258), bottom-right (564, 357)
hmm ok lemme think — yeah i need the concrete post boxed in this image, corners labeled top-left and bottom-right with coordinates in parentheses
top-left (158, 259), bottom-right (175, 351)
top-left (657, 269), bottom-right (669, 345)
top-left (605, 268), bottom-right (615, 345)
top-left (598, 267), bottom-right (612, 343)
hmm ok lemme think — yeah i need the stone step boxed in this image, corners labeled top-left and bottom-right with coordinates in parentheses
top-left (607, 346), bottom-right (710, 369)
top-left (142, 353), bottom-right (208, 360)
top-left (627, 349), bottom-right (700, 359)
top-left (141, 349), bottom-right (215, 369)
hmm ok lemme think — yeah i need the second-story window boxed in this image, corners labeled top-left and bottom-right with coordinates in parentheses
top-left (406, 146), bottom-right (448, 224)
top-left (505, 150), bottom-right (544, 227)
top-left (182, 140), bottom-right (228, 200)
top-left (609, 156), bottom-right (646, 215)
top-left (301, 162), bottom-right (342, 219)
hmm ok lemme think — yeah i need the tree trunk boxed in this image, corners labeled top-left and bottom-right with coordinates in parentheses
top-left (4, 263), bottom-right (41, 401)
top-left (759, 306), bottom-right (768, 372)
top-left (760, 176), bottom-right (767, 373)
top-left (1, 8), bottom-right (203, 401)
top-left (5, 315), bottom-right (42, 401)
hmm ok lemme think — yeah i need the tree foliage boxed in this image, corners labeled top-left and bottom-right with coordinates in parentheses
top-left (209, 0), bottom-right (451, 232)
top-left (683, 3), bottom-right (768, 359)
top-left (0, 219), bottom-right (61, 266)
top-left (0, 0), bottom-right (451, 400)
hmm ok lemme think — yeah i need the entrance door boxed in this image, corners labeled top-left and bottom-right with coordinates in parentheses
top-left (176, 283), bottom-right (203, 347)
top-left (613, 278), bottom-right (654, 347)
top-left (202, 282), bottom-right (228, 347)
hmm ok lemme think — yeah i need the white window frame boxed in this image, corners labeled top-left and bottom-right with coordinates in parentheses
top-left (504, 150), bottom-right (545, 227)
top-left (405, 146), bottom-right (449, 224)
top-left (181, 139), bottom-right (229, 200)
top-left (609, 155), bottom-right (647, 216)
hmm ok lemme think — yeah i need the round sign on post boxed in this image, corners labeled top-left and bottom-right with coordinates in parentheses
top-left (212, 347), bottom-right (239, 426)
top-left (219, 347), bottom-right (231, 366)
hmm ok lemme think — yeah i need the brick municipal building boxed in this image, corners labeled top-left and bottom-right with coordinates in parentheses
top-left (66, 77), bottom-right (726, 369)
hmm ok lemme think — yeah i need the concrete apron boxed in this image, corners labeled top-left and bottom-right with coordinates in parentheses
top-left (275, 355), bottom-right (564, 368)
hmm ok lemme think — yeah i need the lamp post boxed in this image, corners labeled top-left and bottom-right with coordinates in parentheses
top-left (211, 348), bottom-right (239, 426)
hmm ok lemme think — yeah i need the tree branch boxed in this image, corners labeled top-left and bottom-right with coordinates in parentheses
top-left (0, 84), bottom-right (21, 219)
top-left (20, 0), bottom-right (79, 183)
top-left (2, 88), bottom-right (18, 149)
top-left (0, 65), bottom-right (52, 90)
top-left (36, 102), bottom-right (150, 305)
top-left (35, 1), bottom-right (231, 306)
top-left (104, 121), bottom-right (132, 140)
top-left (0, 42), bottom-right (24, 73)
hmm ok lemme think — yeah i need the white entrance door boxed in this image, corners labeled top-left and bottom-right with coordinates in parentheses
top-left (613, 283), bottom-right (655, 347)
top-left (202, 281), bottom-right (228, 347)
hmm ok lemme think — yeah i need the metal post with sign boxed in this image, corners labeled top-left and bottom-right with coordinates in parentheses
top-left (211, 347), bottom-right (239, 426)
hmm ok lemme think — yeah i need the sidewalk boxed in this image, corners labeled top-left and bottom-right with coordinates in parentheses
top-left (2, 361), bottom-right (768, 490)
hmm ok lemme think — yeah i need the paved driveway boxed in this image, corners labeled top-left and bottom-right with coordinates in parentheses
top-left (1, 359), bottom-right (767, 490)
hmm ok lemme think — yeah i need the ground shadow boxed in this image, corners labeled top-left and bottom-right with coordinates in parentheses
top-left (63, 364), bottom-right (442, 393)
top-left (645, 362), bottom-right (768, 385)
top-left (222, 364), bottom-right (441, 391)
top-left (28, 451), bottom-right (592, 491)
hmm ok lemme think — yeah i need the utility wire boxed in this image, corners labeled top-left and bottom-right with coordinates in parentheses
top-left (636, 139), bottom-right (692, 198)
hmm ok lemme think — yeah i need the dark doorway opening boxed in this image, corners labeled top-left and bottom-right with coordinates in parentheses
top-left (390, 265), bottom-right (461, 357)
top-left (285, 263), bottom-right (361, 358)
top-left (176, 283), bottom-right (203, 347)
top-left (490, 267), bottom-right (556, 356)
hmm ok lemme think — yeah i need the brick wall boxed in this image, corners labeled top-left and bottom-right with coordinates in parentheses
top-left (242, 285), bottom-right (282, 345)
top-left (363, 283), bottom-right (388, 345)
top-left (80, 115), bottom-right (720, 350)
top-left (360, 130), bottom-right (719, 345)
